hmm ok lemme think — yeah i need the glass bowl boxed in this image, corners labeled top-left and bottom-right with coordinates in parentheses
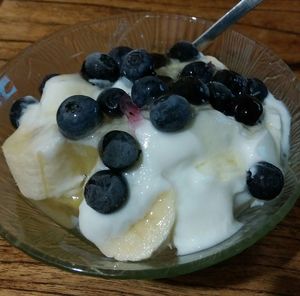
top-left (0, 13), bottom-right (299, 279)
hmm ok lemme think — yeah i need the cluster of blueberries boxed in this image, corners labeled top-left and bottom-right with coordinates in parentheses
top-left (84, 130), bottom-right (142, 214)
top-left (77, 41), bottom-right (268, 134)
top-left (9, 41), bottom-right (284, 214)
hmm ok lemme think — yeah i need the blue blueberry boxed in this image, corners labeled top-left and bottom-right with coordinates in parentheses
top-left (100, 131), bottom-right (141, 171)
top-left (234, 95), bottom-right (263, 126)
top-left (131, 76), bottom-right (168, 108)
top-left (246, 78), bottom-right (268, 102)
top-left (150, 53), bottom-right (169, 69)
top-left (97, 88), bottom-right (128, 117)
top-left (39, 73), bottom-right (59, 94)
top-left (150, 95), bottom-right (192, 132)
top-left (108, 46), bottom-right (133, 67)
top-left (56, 95), bottom-right (102, 140)
top-left (170, 76), bottom-right (210, 105)
top-left (213, 70), bottom-right (247, 96)
top-left (247, 161), bottom-right (284, 200)
top-left (180, 61), bottom-right (216, 83)
top-left (81, 52), bottom-right (119, 84)
top-left (84, 170), bottom-right (128, 214)
top-left (208, 81), bottom-right (237, 116)
top-left (168, 41), bottom-right (199, 62)
top-left (9, 96), bottom-right (39, 129)
top-left (121, 49), bottom-right (155, 81)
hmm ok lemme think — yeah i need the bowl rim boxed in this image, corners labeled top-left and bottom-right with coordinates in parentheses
top-left (0, 12), bottom-right (300, 279)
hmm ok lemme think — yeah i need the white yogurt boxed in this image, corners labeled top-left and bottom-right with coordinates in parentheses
top-left (8, 54), bottom-right (291, 258)
top-left (78, 58), bottom-right (290, 256)
top-left (79, 100), bottom-right (289, 255)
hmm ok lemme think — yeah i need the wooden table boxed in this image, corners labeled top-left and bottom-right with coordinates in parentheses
top-left (0, 1), bottom-right (299, 295)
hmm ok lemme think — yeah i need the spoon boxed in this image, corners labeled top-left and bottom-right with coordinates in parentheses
top-left (193, 0), bottom-right (264, 50)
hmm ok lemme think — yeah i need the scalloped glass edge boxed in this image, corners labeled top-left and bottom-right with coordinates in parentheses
top-left (0, 12), bottom-right (299, 279)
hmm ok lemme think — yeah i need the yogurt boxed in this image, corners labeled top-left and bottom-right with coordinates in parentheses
top-left (79, 96), bottom-right (289, 256)
top-left (2, 54), bottom-right (291, 260)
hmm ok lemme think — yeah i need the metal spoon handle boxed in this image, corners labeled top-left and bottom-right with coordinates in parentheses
top-left (193, 0), bottom-right (264, 49)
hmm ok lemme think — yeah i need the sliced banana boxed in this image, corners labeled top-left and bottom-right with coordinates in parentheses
top-left (100, 191), bottom-right (175, 261)
top-left (2, 119), bottom-right (98, 200)
top-left (31, 190), bottom-right (83, 229)
top-left (2, 74), bottom-right (101, 200)
top-left (40, 73), bottom-right (101, 120)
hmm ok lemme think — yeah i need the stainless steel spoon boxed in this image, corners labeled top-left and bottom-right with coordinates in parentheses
top-left (193, 0), bottom-right (264, 50)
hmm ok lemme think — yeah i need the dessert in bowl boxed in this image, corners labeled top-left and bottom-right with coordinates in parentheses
top-left (0, 13), bottom-right (299, 279)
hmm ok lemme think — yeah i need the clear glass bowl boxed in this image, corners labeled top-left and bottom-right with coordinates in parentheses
top-left (0, 13), bottom-right (299, 279)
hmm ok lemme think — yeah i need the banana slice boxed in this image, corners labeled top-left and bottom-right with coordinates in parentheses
top-left (31, 190), bottom-right (83, 229)
top-left (2, 118), bottom-right (98, 200)
top-left (40, 73), bottom-right (100, 120)
top-left (100, 191), bottom-right (175, 261)
top-left (2, 73), bottom-right (101, 201)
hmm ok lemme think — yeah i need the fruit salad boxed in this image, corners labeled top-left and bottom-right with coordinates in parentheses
top-left (2, 41), bottom-right (291, 261)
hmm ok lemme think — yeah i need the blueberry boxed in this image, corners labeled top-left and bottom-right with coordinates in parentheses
top-left (170, 76), bottom-right (210, 105)
top-left (180, 61), bottom-right (216, 83)
top-left (108, 46), bottom-right (133, 67)
top-left (246, 78), bottom-right (268, 102)
top-left (131, 76), bottom-right (168, 108)
top-left (121, 49), bottom-right (155, 81)
top-left (150, 53), bottom-right (169, 69)
top-left (39, 73), bottom-right (59, 94)
top-left (213, 70), bottom-right (247, 96)
top-left (101, 131), bottom-right (141, 171)
top-left (208, 81), bottom-right (237, 116)
top-left (246, 161), bottom-right (284, 200)
top-left (168, 41), bottom-right (199, 62)
top-left (97, 88), bottom-right (129, 117)
top-left (234, 95), bottom-right (263, 126)
top-left (84, 170), bottom-right (128, 214)
top-left (81, 52), bottom-right (119, 84)
top-left (56, 95), bottom-right (102, 140)
top-left (150, 94), bottom-right (192, 132)
top-left (9, 96), bottom-right (39, 129)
